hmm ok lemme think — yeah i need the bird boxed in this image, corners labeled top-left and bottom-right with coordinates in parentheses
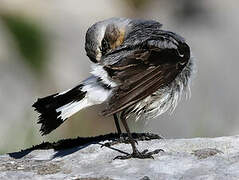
top-left (33, 17), bottom-right (194, 159)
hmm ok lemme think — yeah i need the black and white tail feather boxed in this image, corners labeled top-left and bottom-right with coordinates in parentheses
top-left (33, 85), bottom-right (86, 135)
top-left (33, 75), bottom-right (112, 135)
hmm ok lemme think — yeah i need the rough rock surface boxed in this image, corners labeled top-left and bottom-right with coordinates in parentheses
top-left (0, 133), bottom-right (239, 180)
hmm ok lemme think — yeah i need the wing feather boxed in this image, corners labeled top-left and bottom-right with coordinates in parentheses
top-left (102, 38), bottom-right (190, 116)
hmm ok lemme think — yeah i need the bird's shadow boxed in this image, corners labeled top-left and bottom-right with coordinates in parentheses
top-left (8, 132), bottom-right (162, 159)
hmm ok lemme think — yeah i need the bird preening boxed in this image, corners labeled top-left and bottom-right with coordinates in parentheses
top-left (33, 18), bottom-right (194, 159)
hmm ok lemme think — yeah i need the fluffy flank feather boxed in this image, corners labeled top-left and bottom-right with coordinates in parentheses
top-left (128, 55), bottom-right (195, 122)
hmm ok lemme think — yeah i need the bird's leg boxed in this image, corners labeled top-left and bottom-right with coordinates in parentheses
top-left (113, 114), bottom-right (122, 136)
top-left (101, 114), bottom-right (126, 147)
top-left (101, 113), bottom-right (163, 148)
top-left (114, 111), bottom-right (163, 160)
top-left (120, 112), bottom-right (138, 154)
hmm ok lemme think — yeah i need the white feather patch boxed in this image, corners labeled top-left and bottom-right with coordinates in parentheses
top-left (91, 64), bottom-right (117, 88)
top-left (56, 98), bottom-right (92, 120)
top-left (56, 76), bottom-right (112, 121)
top-left (82, 84), bottom-right (112, 104)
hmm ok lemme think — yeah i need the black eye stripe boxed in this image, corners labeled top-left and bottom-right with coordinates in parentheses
top-left (101, 38), bottom-right (110, 55)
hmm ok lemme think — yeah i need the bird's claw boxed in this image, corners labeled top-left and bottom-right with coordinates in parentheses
top-left (113, 149), bottom-right (164, 160)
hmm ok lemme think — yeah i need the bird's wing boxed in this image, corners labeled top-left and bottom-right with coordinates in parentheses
top-left (101, 38), bottom-right (190, 116)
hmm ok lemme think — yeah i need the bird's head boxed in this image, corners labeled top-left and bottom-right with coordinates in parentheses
top-left (85, 18), bottom-right (130, 63)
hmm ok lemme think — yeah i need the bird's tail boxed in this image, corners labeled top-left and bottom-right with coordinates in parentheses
top-left (32, 84), bottom-right (87, 135)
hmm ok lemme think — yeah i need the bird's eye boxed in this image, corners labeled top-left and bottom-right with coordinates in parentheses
top-left (101, 38), bottom-right (110, 56)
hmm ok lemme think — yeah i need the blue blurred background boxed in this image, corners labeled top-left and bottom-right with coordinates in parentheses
top-left (0, 0), bottom-right (238, 154)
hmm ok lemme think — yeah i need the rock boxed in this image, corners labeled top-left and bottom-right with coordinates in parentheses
top-left (0, 133), bottom-right (239, 180)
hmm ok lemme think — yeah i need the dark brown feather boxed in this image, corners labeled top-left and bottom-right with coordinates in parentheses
top-left (102, 42), bottom-right (190, 116)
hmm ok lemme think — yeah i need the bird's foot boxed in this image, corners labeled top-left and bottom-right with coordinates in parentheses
top-left (113, 149), bottom-right (164, 160)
